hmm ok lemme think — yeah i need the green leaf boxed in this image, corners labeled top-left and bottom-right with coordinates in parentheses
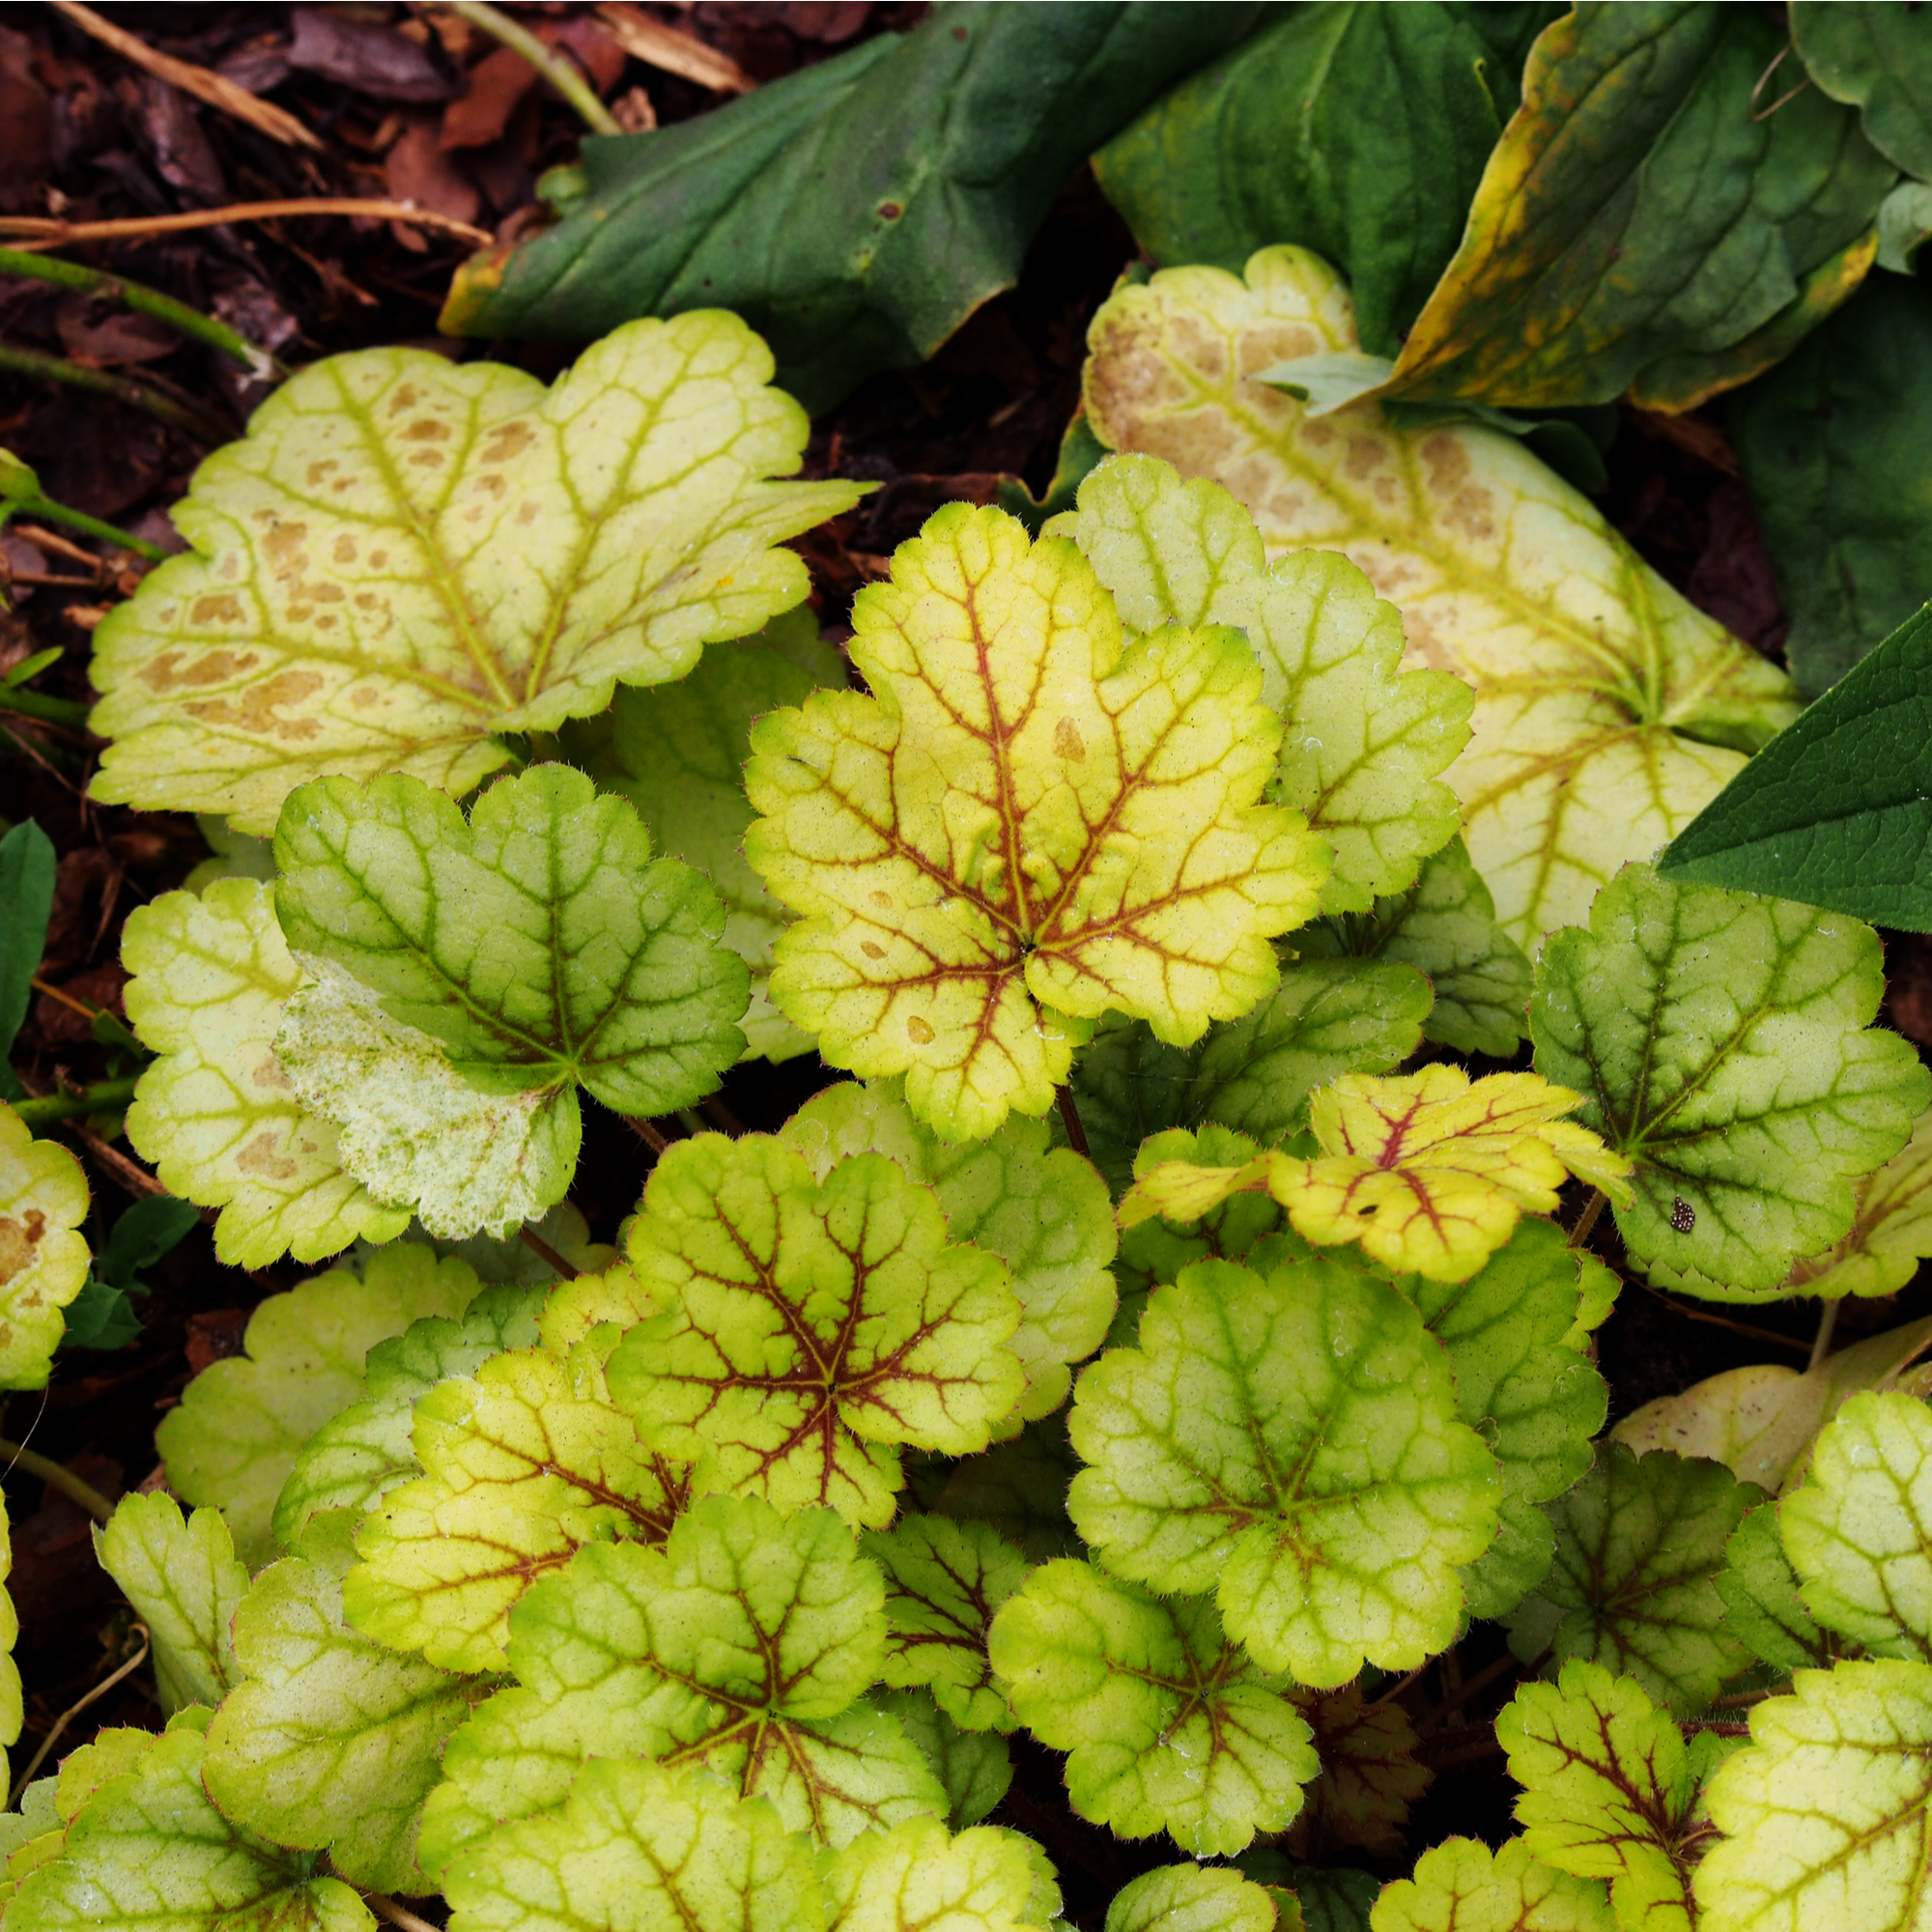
top-left (1375, 4), bottom-right (1893, 413)
top-left (1079, 246), bottom-right (1801, 953)
top-left (1530, 865), bottom-right (1930, 1298)
top-left (1781, 1390), bottom-right (1932, 1660)
top-left (441, 1754), bottom-right (821, 1932)
top-left (1793, 1), bottom-right (1932, 180)
top-left (271, 765), bottom-right (747, 1238)
top-left (438, 5), bottom-right (1260, 412)
top-left (1287, 1682), bottom-right (1430, 1858)
top-left (990, 1556), bottom-right (1318, 1855)
top-left (420, 1493), bottom-right (940, 1869)
top-left (1106, 1863), bottom-right (1280, 1932)
top-left (1786, 1110), bottom-right (1932, 1300)
top-left (88, 317), bottom-right (861, 834)
top-left (1403, 1218), bottom-right (1609, 1621)
top-left (122, 880), bottom-right (411, 1270)
top-left (0, 820), bottom-right (54, 1095)
top-left (1506, 1444), bottom-right (1756, 1719)
top-left (1067, 1254), bottom-right (1500, 1683)
top-left (1657, 605), bottom-right (1932, 935)
top-left (869, 1690), bottom-right (1014, 1832)
top-left (1695, 1659), bottom-right (1932, 1932)
top-left (155, 1240), bottom-right (479, 1566)
top-left (824, 1811), bottom-right (1051, 1932)
top-left (1718, 1504), bottom-right (1830, 1675)
top-left (183, 815), bottom-right (275, 894)
top-left (1499, 1659), bottom-right (1720, 1932)
top-left (0, 1100), bottom-right (90, 1390)
top-left (94, 1495), bottom-right (245, 1716)
top-left (1236, 1859), bottom-right (1377, 1932)
top-left (93, 1196), bottom-right (199, 1293)
top-left (862, 1515), bottom-right (1027, 1733)
top-left (202, 1554), bottom-right (479, 1893)
top-left (566, 606), bottom-right (844, 1062)
top-left (7, 1724), bottom-right (374, 1932)
top-left (608, 1133), bottom-right (1023, 1528)
top-left (923, 1412), bottom-right (1084, 1566)
top-left (1094, 4), bottom-right (1531, 359)
top-left (780, 1081), bottom-right (1117, 1426)
top-left (1299, 838), bottom-right (1532, 1059)
top-left (344, 1339), bottom-right (688, 1673)
top-left (425, 1198), bottom-right (613, 1289)
top-left (1876, 182), bottom-right (1932, 272)
top-left (1372, 1837), bottom-right (1615, 1932)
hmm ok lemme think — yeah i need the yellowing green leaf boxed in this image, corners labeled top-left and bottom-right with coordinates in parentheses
top-left (1107, 1863), bottom-right (1281, 1932)
top-left (89, 315), bottom-right (863, 834)
top-left (94, 1494), bottom-right (245, 1715)
top-left (122, 880), bottom-right (410, 1270)
top-left (609, 1133), bottom-right (1024, 1527)
top-left (1078, 245), bottom-right (1801, 952)
top-left (1048, 451), bottom-right (1470, 914)
top-left (0, 1101), bottom-right (88, 1389)
top-left (156, 1241), bottom-right (479, 1566)
top-left (825, 1814), bottom-right (1051, 1932)
top-left (1371, 1837), bottom-right (1615, 1932)
top-left (1786, 1109), bottom-right (1932, 1300)
top-left (344, 1340), bottom-right (689, 1672)
top-left (1067, 1254), bottom-right (1499, 1684)
top-left (745, 501), bottom-right (1327, 1140)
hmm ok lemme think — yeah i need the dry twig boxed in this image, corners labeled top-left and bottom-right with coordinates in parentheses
top-left (596, 2), bottom-right (755, 94)
top-left (0, 200), bottom-right (493, 252)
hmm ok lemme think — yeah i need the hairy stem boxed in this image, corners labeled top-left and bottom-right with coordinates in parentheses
top-left (12, 1077), bottom-right (142, 1125)
top-left (1056, 1084), bottom-right (1091, 1158)
top-left (0, 1440), bottom-right (117, 1524)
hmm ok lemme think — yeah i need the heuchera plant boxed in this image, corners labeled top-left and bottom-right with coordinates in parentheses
top-left (14, 254), bottom-right (1932, 1932)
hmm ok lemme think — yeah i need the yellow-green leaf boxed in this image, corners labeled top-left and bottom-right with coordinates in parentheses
top-left (1786, 1108), bottom-right (1932, 1300)
top-left (0, 1100), bottom-right (88, 1389)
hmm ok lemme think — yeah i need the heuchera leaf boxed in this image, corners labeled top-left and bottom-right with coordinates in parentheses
top-left (608, 1133), bottom-right (1024, 1528)
top-left (1107, 1864), bottom-right (1280, 1932)
top-left (1078, 245), bottom-right (1802, 952)
top-left (420, 1493), bottom-right (941, 1867)
top-left (566, 607), bottom-right (845, 1062)
top-left (744, 502), bottom-right (1328, 1141)
top-left (1373, 3), bottom-right (1892, 413)
top-left (94, 1494), bottom-right (245, 1716)
top-left (272, 765), bottom-right (747, 1239)
top-left (1792, 1), bottom-right (1932, 181)
top-left (862, 1515), bottom-right (1027, 1734)
top-left (156, 1241), bottom-right (479, 1566)
top-left (1048, 452), bottom-right (1471, 915)
top-left (87, 315), bottom-right (863, 833)
top-left (1284, 1683), bottom-right (1429, 1860)
top-left (1786, 1108), bottom-right (1932, 1300)
top-left (0, 1101), bottom-right (89, 1389)
top-left (1372, 1837), bottom-right (1614, 1932)
top-left (1122, 1065), bottom-right (1630, 1284)
top-left (203, 1555), bottom-right (480, 1893)
top-left (0, 1496), bottom-right (17, 1794)
top-left (780, 1081), bottom-right (1116, 1425)
top-left (989, 1556), bottom-right (1318, 1855)
top-left (343, 1339), bottom-right (690, 1673)
top-left (1718, 1504), bottom-right (1830, 1676)
top-left (923, 1414), bottom-right (1085, 1567)
top-left (121, 880), bottom-right (411, 1269)
top-left (1694, 1660), bottom-right (1932, 1932)
top-left (1506, 1444), bottom-right (1756, 1719)
top-left (871, 1688), bottom-right (1013, 1831)
top-left (1533, 865), bottom-right (1930, 1297)
top-left (823, 1812), bottom-right (1052, 1932)
top-left (1066, 1254), bottom-right (1500, 1683)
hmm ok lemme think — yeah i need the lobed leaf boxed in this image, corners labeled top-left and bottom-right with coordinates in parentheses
top-left (1285, 1683), bottom-right (1429, 1860)
top-left (89, 315), bottom-right (862, 832)
top-left (823, 1811), bottom-right (1052, 1932)
top-left (1719, 1505), bottom-right (1829, 1676)
top-left (744, 502), bottom-right (1327, 1140)
top-left (923, 1413), bottom-right (1084, 1566)
top-left (1786, 1109), bottom-right (1932, 1301)
top-left (1792, 1), bottom-right (1932, 181)
top-left (870, 1689), bottom-right (1013, 1831)
top-left (0, 1101), bottom-right (89, 1390)
top-left (1106, 1864), bottom-right (1280, 1932)
top-left (1370, 1837), bottom-right (1615, 1932)
top-left (94, 1495), bottom-right (245, 1716)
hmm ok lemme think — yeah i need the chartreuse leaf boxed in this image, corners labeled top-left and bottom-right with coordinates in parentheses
top-left (271, 766), bottom-right (747, 1240)
top-left (0, 1496), bottom-right (16, 1791)
top-left (1532, 867), bottom-right (1930, 1298)
top-left (7, 1722), bottom-right (374, 1932)
top-left (272, 1281), bottom-right (543, 1552)
top-left (343, 1340), bottom-right (689, 1673)
top-left (122, 880), bottom-right (410, 1269)
top-left (1785, 1109), bottom-right (1932, 1300)
top-left (823, 1812), bottom-right (1053, 1932)
top-left (420, 1493), bottom-right (940, 1869)
top-left (744, 502), bottom-right (1327, 1141)
top-left (1122, 1065), bottom-right (1630, 1284)
top-left (0, 1101), bottom-right (89, 1389)
top-left (1078, 245), bottom-right (1802, 952)
top-left (156, 1240), bottom-right (478, 1566)
top-left (1792, 2), bottom-right (1932, 181)
top-left (94, 1494), bottom-right (244, 1715)
top-left (781, 1082), bottom-right (1115, 1425)
top-left (1372, 1838), bottom-right (1615, 1932)
top-left (441, 1755), bottom-right (819, 1932)
top-left (1299, 838), bottom-right (1533, 1060)
top-left (566, 606), bottom-right (844, 1062)
top-left (608, 1134), bottom-right (1024, 1528)
top-left (1287, 1682), bottom-right (1429, 1858)
top-left (183, 815), bottom-right (275, 893)
top-left (1049, 452), bottom-right (1471, 915)
top-left (1498, 1659), bottom-right (1726, 1932)
top-left (1107, 1864), bottom-right (1280, 1932)
top-left (1374, 4), bottom-right (1891, 413)
top-left (88, 315), bottom-right (862, 834)
top-left (1719, 1505), bottom-right (1829, 1676)
top-left (203, 1553), bottom-right (480, 1893)
top-left (990, 1556), bottom-right (1318, 1855)
top-left (863, 1516), bottom-right (1026, 1733)
top-left (1507, 1444), bottom-right (1756, 1719)
top-left (1695, 1660), bottom-right (1932, 1932)
top-left (1067, 1254), bottom-right (1500, 1684)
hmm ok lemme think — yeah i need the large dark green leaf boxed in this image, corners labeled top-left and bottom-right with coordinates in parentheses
top-left (1092, 2), bottom-right (1559, 357)
top-left (0, 817), bottom-right (54, 1102)
top-left (1657, 603), bottom-right (1932, 928)
top-left (1794, 0), bottom-right (1932, 181)
top-left (439, 2), bottom-right (1259, 412)
top-left (1729, 275), bottom-right (1932, 697)
top-left (1375, 1), bottom-right (1895, 412)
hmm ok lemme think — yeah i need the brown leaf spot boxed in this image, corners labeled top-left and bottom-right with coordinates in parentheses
top-left (861, 940), bottom-right (886, 960)
top-left (1418, 435), bottom-right (1498, 544)
top-left (138, 647), bottom-right (259, 693)
top-left (235, 1130), bottom-right (298, 1181)
top-left (905, 1014), bottom-right (935, 1045)
top-left (189, 593), bottom-right (247, 627)
top-left (481, 421), bottom-right (536, 466)
top-left (390, 384), bottom-right (422, 414)
top-left (514, 499), bottom-right (539, 526)
top-left (250, 1053), bottom-right (294, 1093)
top-left (333, 536), bottom-right (358, 566)
top-left (1053, 716), bottom-right (1086, 761)
top-left (185, 669), bottom-right (327, 741)
top-left (403, 417), bottom-right (451, 443)
top-left (0, 1210), bottom-right (46, 1288)
top-left (868, 891), bottom-right (894, 910)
